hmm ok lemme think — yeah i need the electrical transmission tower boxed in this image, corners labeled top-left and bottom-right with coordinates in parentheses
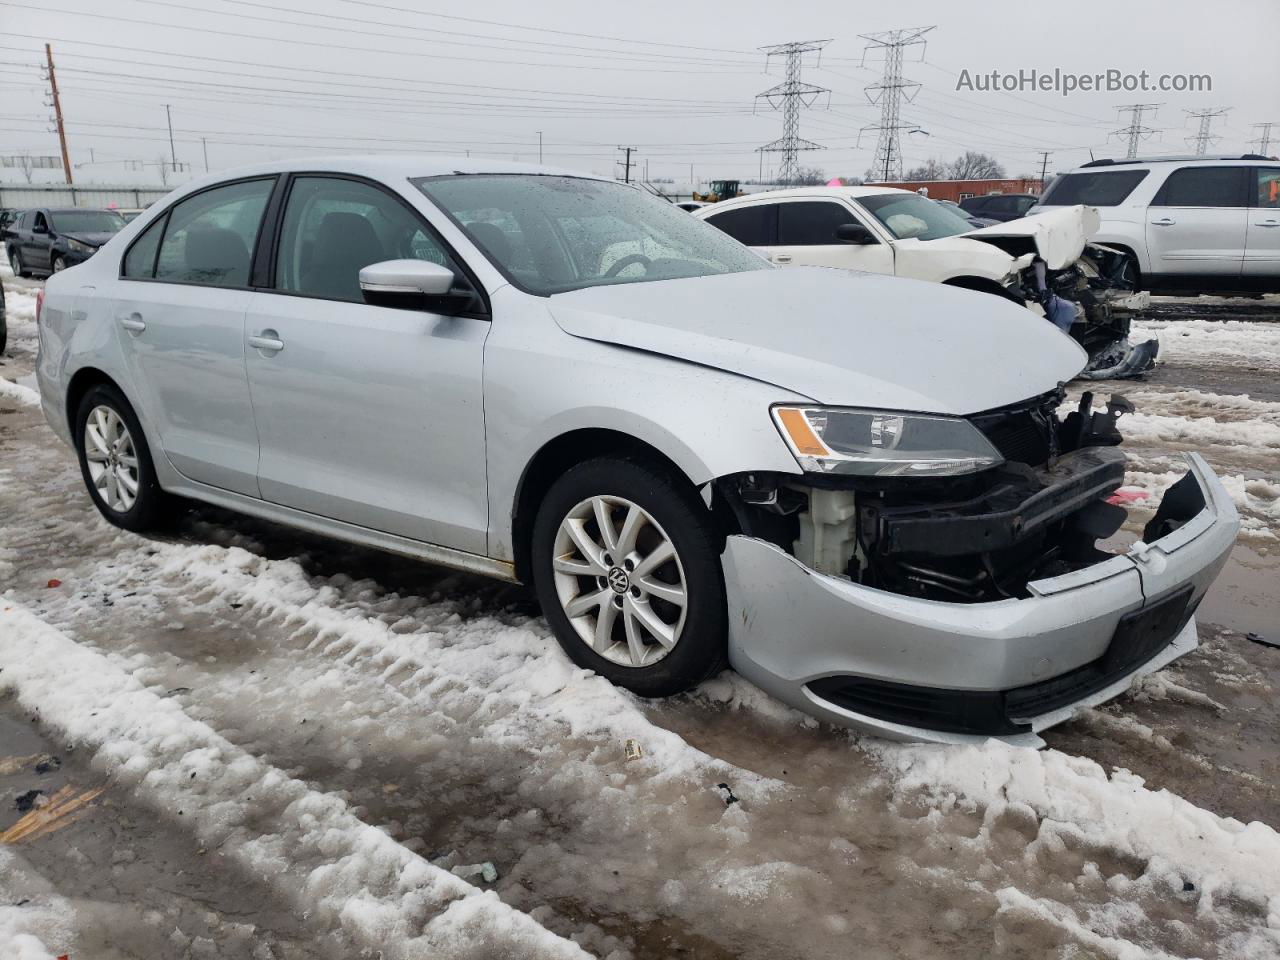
top-left (1185, 107), bottom-right (1229, 156)
top-left (858, 26), bottom-right (934, 182)
top-left (1112, 103), bottom-right (1162, 159)
top-left (1250, 122), bottom-right (1277, 156)
top-left (754, 40), bottom-right (831, 186)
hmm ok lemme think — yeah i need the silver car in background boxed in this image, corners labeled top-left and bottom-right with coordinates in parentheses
top-left (35, 157), bottom-right (1239, 745)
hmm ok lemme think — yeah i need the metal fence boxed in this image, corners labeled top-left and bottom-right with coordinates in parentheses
top-left (0, 183), bottom-right (173, 210)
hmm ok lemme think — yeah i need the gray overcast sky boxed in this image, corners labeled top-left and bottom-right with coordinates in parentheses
top-left (2, 0), bottom-right (1277, 188)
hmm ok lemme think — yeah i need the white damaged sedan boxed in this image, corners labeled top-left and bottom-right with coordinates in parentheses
top-left (34, 157), bottom-right (1238, 745)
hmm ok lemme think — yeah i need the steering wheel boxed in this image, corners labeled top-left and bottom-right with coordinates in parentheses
top-left (603, 253), bottom-right (652, 278)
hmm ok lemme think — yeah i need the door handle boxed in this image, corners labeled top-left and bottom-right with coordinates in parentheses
top-left (248, 331), bottom-right (285, 353)
top-left (772, 254), bottom-right (793, 264)
top-left (1255, 220), bottom-right (1280, 227)
top-left (119, 314), bottom-right (146, 333)
top-left (1150, 218), bottom-right (1176, 226)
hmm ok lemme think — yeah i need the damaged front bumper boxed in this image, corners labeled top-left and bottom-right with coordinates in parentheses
top-left (721, 454), bottom-right (1239, 747)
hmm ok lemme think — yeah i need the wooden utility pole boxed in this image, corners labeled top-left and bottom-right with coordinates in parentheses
top-left (1037, 150), bottom-right (1052, 190)
top-left (618, 146), bottom-right (635, 184)
top-left (45, 43), bottom-right (72, 184)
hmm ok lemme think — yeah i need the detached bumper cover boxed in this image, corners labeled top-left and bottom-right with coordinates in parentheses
top-left (722, 453), bottom-right (1239, 745)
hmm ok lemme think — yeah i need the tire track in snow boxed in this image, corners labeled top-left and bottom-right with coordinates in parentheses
top-left (0, 602), bottom-right (591, 960)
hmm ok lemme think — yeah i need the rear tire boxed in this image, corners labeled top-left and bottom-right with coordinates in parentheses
top-left (74, 383), bottom-right (173, 532)
top-left (531, 456), bottom-right (728, 697)
top-left (9, 248), bottom-right (28, 279)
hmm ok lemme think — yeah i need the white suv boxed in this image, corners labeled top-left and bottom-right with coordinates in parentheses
top-left (1030, 155), bottom-right (1280, 295)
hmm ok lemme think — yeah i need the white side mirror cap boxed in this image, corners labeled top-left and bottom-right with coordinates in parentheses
top-left (359, 259), bottom-right (455, 297)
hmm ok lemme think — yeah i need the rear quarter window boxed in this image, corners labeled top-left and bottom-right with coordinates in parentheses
top-left (1040, 170), bottom-right (1149, 206)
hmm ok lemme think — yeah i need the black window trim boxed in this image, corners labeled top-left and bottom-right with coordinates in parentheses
top-left (259, 171), bottom-right (491, 319)
top-left (774, 198), bottom-right (879, 247)
top-left (118, 174), bottom-right (281, 290)
top-left (1151, 165), bottom-right (1250, 208)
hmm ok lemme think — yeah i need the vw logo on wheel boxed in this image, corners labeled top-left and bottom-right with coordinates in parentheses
top-left (607, 566), bottom-right (630, 594)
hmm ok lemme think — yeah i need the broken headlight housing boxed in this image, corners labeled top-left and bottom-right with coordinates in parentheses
top-left (772, 406), bottom-right (1005, 477)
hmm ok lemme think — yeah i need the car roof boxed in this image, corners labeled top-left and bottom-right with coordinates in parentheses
top-left (717, 185), bottom-right (913, 203)
top-left (172, 154), bottom-right (609, 191)
top-left (1071, 155), bottom-right (1276, 171)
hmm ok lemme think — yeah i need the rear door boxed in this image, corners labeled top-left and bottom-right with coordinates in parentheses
top-left (701, 202), bottom-right (776, 261)
top-left (25, 211), bottom-right (53, 271)
top-left (112, 177), bottom-right (276, 496)
top-left (244, 174), bottom-right (491, 553)
top-left (773, 199), bottom-right (894, 274)
top-left (1243, 167), bottom-right (1280, 279)
top-left (1145, 166), bottom-right (1248, 278)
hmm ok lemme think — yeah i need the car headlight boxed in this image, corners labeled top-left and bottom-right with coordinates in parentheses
top-left (772, 406), bottom-right (1005, 477)
top-left (65, 238), bottom-right (96, 254)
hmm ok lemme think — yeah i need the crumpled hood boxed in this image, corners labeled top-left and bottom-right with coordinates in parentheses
top-left (61, 231), bottom-right (117, 247)
top-left (962, 204), bottom-right (1100, 269)
top-left (549, 267), bottom-right (1086, 416)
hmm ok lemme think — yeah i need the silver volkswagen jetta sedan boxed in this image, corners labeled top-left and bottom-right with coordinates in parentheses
top-left (34, 157), bottom-right (1238, 745)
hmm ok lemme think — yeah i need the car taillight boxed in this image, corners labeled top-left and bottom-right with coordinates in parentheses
top-left (35, 288), bottom-right (44, 325)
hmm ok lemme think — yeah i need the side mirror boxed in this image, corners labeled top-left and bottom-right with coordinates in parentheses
top-left (835, 223), bottom-right (876, 245)
top-left (359, 259), bottom-right (468, 311)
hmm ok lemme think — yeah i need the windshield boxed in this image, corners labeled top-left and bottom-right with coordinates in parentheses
top-left (414, 175), bottom-right (769, 295)
top-left (858, 193), bottom-right (975, 241)
top-left (50, 210), bottom-right (126, 234)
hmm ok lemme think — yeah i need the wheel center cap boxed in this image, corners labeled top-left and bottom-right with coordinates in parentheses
top-left (607, 566), bottom-right (630, 594)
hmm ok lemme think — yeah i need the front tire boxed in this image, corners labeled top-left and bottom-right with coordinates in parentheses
top-left (74, 383), bottom-right (172, 532)
top-left (531, 456), bottom-right (727, 697)
top-left (52, 255), bottom-right (67, 274)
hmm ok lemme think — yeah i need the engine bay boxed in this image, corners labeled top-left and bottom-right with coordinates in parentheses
top-left (718, 390), bottom-right (1188, 604)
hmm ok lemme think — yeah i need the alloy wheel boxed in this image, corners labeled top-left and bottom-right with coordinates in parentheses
top-left (83, 405), bottom-right (139, 513)
top-left (551, 494), bottom-right (688, 668)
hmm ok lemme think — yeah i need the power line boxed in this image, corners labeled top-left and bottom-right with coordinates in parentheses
top-left (754, 40), bottom-right (831, 186)
top-left (858, 26), bottom-right (935, 181)
top-left (1113, 103), bottom-right (1162, 159)
top-left (1184, 107), bottom-right (1230, 156)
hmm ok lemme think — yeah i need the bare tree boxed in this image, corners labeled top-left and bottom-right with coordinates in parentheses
top-left (791, 166), bottom-right (828, 186)
top-left (904, 157), bottom-right (949, 180)
top-left (17, 154), bottom-right (34, 184)
top-left (947, 151), bottom-right (1006, 180)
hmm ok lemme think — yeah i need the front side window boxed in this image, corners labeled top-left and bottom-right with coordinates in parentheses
top-left (1154, 167), bottom-right (1247, 207)
top-left (154, 179), bottom-right (274, 288)
top-left (33, 212), bottom-right (48, 232)
top-left (275, 176), bottom-right (454, 303)
top-left (705, 204), bottom-right (776, 247)
top-left (49, 210), bottom-right (125, 234)
top-left (1255, 168), bottom-right (1280, 208)
top-left (1040, 170), bottom-right (1149, 206)
top-left (858, 193), bottom-right (975, 241)
top-left (777, 201), bottom-right (861, 246)
top-left (416, 175), bottom-right (769, 295)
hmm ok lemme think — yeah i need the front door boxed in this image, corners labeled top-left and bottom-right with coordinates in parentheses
top-left (1145, 166), bottom-right (1248, 279)
top-left (1244, 167), bottom-right (1280, 279)
top-left (771, 199), bottom-right (895, 274)
top-left (244, 174), bottom-right (491, 554)
top-left (112, 177), bottom-right (276, 495)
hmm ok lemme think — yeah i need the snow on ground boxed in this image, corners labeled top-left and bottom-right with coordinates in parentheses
top-left (0, 601), bottom-right (590, 960)
top-left (1132, 317), bottom-right (1280, 371)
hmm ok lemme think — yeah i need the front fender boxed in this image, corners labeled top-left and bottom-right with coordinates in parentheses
top-left (483, 291), bottom-right (807, 561)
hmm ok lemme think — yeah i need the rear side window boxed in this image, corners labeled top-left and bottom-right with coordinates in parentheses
top-left (274, 175), bottom-right (454, 303)
top-left (154, 179), bottom-right (274, 288)
top-left (1040, 170), bottom-right (1149, 206)
top-left (1255, 168), bottom-right (1280, 208)
top-left (1153, 167), bottom-right (1248, 207)
top-left (704, 204), bottom-right (775, 246)
top-left (776, 201), bottom-right (859, 246)
top-left (122, 215), bottom-right (166, 279)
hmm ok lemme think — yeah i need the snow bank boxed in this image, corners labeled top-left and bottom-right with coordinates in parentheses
top-left (1119, 411), bottom-right (1280, 451)
top-left (0, 602), bottom-right (590, 960)
top-left (880, 739), bottom-right (1280, 922)
top-left (0, 376), bottom-right (39, 407)
top-left (1122, 463), bottom-right (1280, 540)
top-left (1132, 319), bottom-right (1280, 370)
top-left (0, 849), bottom-right (67, 960)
